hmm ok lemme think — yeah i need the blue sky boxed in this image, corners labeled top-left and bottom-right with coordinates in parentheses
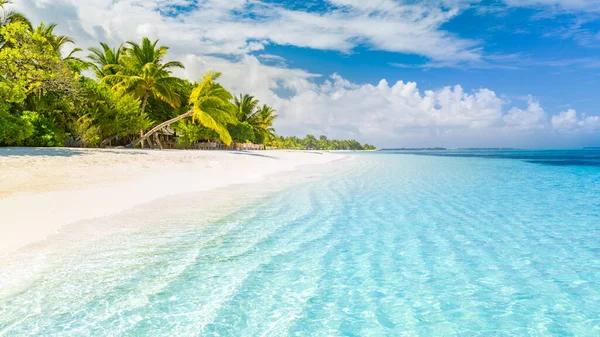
top-left (256, 1), bottom-right (599, 112)
top-left (14, 0), bottom-right (600, 147)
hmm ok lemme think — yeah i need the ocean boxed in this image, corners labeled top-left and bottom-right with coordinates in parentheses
top-left (1, 149), bottom-right (599, 336)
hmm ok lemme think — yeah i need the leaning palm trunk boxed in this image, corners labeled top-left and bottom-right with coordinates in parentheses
top-left (138, 92), bottom-right (150, 148)
top-left (128, 110), bottom-right (193, 148)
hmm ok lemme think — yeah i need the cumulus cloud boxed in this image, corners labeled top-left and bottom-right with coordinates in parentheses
top-left (174, 55), bottom-right (598, 147)
top-left (503, 97), bottom-right (548, 131)
top-left (552, 109), bottom-right (600, 133)
top-left (265, 74), bottom-right (597, 147)
top-left (9, 0), bottom-right (599, 147)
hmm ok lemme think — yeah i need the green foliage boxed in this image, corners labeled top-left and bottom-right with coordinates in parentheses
top-left (75, 79), bottom-right (150, 146)
top-left (189, 72), bottom-right (236, 145)
top-left (255, 104), bottom-right (277, 144)
top-left (172, 120), bottom-right (219, 148)
top-left (231, 95), bottom-right (278, 144)
top-left (0, 101), bottom-right (33, 144)
top-left (363, 144), bottom-right (377, 150)
top-left (228, 121), bottom-right (255, 143)
top-left (0, 12), bottom-right (377, 150)
top-left (32, 22), bottom-right (73, 55)
top-left (0, 22), bottom-right (60, 102)
top-left (304, 134), bottom-right (318, 149)
top-left (145, 79), bottom-right (193, 123)
top-left (103, 37), bottom-right (185, 110)
top-left (88, 42), bottom-right (124, 78)
top-left (20, 111), bottom-right (67, 147)
top-left (0, 106), bottom-right (68, 147)
top-left (233, 94), bottom-right (259, 122)
top-left (0, 1), bottom-right (31, 48)
top-left (0, 21), bottom-right (81, 146)
top-left (271, 135), bottom-right (375, 150)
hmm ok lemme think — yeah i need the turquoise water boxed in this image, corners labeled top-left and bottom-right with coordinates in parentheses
top-left (1, 150), bottom-right (600, 336)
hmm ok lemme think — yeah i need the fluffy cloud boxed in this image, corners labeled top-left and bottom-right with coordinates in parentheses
top-left (10, 0), bottom-right (599, 147)
top-left (552, 109), bottom-right (600, 132)
top-left (175, 54), bottom-right (598, 147)
top-left (267, 74), bottom-right (597, 147)
top-left (503, 97), bottom-right (548, 131)
top-left (13, 0), bottom-right (480, 62)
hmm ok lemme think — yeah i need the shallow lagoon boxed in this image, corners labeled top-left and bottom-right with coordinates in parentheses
top-left (1, 150), bottom-right (599, 336)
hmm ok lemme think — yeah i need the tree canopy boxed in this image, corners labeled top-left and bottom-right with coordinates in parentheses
top-left (0, 12), bottom-right (376, 150)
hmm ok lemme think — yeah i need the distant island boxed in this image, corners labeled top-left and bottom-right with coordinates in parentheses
top-left (380, 147), bottom-right (447, 151)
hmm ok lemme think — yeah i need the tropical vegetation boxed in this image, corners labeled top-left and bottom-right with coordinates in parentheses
top-left (0, 5), bottom-right (376, 150)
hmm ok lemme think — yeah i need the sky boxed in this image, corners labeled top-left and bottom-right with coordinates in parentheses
top-left (11, 0), bottom-right (600, 148)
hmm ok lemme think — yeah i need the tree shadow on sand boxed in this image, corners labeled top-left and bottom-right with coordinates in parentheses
top-left (0, 147), bottom-right (148, 158)
top-left (230, 151), bottom-right (279, 159)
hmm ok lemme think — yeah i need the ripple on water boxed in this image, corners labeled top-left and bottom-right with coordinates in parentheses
top-left (1, 151), bottom-right (600, 336)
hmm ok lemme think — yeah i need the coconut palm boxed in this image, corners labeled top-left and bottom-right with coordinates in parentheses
top-left (188, 72), bottom-right (236, 145)
top-left (255, 104), bottom-right (278, 142)
top-left (103, 37), bottom-right (184, 147)
top-left (87, 42), bottom-right (124, 78)
top-left (30, 21), bottom-right (87, 71)
top-left (33, 22), bottom-right (76, 55)
top-left (233, 94), bottom-right (260, 122)
top-left (232, 94), bottom-right (278, 144)
top-left (129, 72), bottom-right (236, 148)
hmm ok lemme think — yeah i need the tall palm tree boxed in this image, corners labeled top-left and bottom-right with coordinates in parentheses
top-left (256, 104), bottom-right (278, 142)
top-left (87, 42), bottom-right (124, 78)
top-left (130, 72), bottom-right (236, 148)
top-left (188, 72), bottom-right (236, 145)
top-left (30, 21), bottom-right (86, 71)
top-left (233, 94), bottom-right (260, 122)
top-left (232, 94), bottom-right (278, 144)
top-left (103, 37), bottom-right (184, 147)
top-left (33, 22), bottom-right (76, 55)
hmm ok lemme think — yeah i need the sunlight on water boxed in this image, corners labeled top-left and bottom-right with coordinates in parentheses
top-left (1, 150), bottom-right (599, 336)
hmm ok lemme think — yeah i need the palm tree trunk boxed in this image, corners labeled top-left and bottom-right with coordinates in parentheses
top-left (154, 133), bottom-right (163, 150)
top-left (139, 92), bottom-right (150, 148)
top-left (100, 135), bottom-right (118, 147)
top-left (127, 110), bottom-right (193, 148)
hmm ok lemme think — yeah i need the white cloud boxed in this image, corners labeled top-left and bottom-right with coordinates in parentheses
top-left (552, 109), bottom-right (600, 133)
top-left (175, 57), bottom-right (597, 146)
top-left (503, 0), bottom-right (600, 12)
top-left (9, 0), bottom-right (599, 147)
top-left (13, 0), bottom-right (481, 62)
top-left (503, 96), bottom-right (548, 131)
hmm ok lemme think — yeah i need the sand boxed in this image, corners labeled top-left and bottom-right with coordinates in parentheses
top-left (0, 147), bottom-right (344, 256)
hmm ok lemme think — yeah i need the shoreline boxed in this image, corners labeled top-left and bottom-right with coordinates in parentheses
top-left (0, 148), bottom-right (345, 256)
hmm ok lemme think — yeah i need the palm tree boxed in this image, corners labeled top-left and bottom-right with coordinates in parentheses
top-left (0, 0), bottom-right (31, 48)
top-left (0, 1), bottom-right (30, 27)
top-left (188, 72), bottom-right (236, 145)
top-left (30, 22), bottom-right (87, 72)
top-left (87, 42), bottom-right (124, 78)
top-left (103, 37), bottom-right (184, 147)
top-left (129, 72), bottom-right (236, 148)
top-left (231, 95), bottom-right (277, 144)
top-left (233, 94), bottom-right (260, 122)
top-left (255, 104), bottom-right (278, 143)
top-left (33, 22), bottom-right (77, 55)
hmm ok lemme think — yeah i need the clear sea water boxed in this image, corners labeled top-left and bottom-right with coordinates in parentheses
top-left (1, 149), bottom-right (600, 336)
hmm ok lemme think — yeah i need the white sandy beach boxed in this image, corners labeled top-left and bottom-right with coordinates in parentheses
top-left (0, 148), bottom-right (344, 256)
